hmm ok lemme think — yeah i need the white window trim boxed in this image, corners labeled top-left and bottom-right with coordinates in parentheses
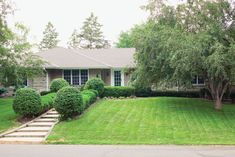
top-left (63, 69), bottom-right (89, 85)
top-left (192, 75), bottom-right (205, 86)
top-left (111, 69), bottom-right (124, 86)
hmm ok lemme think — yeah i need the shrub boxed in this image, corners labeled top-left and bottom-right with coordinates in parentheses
top-left (54, 86), bottom-right (83, 120)
top-left (41, 93), bottom-right (56, 112)
top-left (13, 88), bottom-right (42, 117)
top-left (199, 88), bottom-right (212, 99)
top-left (50, 78), bottom-right (70, 92)
top-left (230, 91), bottom-right (235, 103)
top-left (40, 90), bottom-right (52, 96)
top-left (151, 90), bottom-right (200, 98)
top-left (84, 78), bottom-right (104, 96)
top-left (134, 87), bottom-right (153, 97)
top-left (103, 86), bottom-right (135, 98)
top-left (0, 87), bottom-right (7, 96)
top-left (81, 90), bottom-right (97, 108)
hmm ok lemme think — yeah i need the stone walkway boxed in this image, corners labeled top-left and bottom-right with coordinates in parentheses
top-left (0, 109), bottom-right (59, 143)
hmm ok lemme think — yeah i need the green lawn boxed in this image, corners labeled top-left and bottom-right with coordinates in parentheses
top-left (47, 97), bottom-right (235, 144)
top-left (0, 98), bottom-right (19, 133)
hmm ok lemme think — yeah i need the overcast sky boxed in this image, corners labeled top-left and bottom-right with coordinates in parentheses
top-left (7, 0), bottom-right (181, 47)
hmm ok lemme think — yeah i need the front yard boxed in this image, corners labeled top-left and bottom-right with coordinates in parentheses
top-left (0, 98), bottom-right (19, 133)
top-left (47, 97), bottom-right (235, 144)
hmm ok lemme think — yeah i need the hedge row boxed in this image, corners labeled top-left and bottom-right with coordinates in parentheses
top-left (102, 86), bottom-right (135, 98)
top-left (102, 86), bottom-right (201, 98)
top-left (81, 90), bottom-right (98, 109)
top-left (41, 93), bottom-right (57, 112)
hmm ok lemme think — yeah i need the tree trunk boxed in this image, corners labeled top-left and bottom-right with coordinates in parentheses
top-left (207, 79), bottom-right (229, 111)
top-left (215, 96), bottom-right (222, 110)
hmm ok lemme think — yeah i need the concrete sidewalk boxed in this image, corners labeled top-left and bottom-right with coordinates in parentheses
top-left (0, 145), bottom-right (235, 157)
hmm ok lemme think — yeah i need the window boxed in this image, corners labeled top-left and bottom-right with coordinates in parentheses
top-left (198, 76), bottom-right (204, 84)
top-left (64, 70), bottom-right (71, 84)
top-left (23, 79), bottom-right (28, 86)
top-left (72, 70), bottom-right (80, 85)
top-left (63, 69), bottom-right (88, 85)
top-left (81, 70), bottom-right (88, 85)
top-left (114, 70), bottom-right (121, 86)
top-left (192, 75), bottom-right (205, 85)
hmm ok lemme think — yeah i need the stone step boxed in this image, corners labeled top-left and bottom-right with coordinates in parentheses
top-left (0, 137), bottom-right (44, 143)
top-left (28, 122), bottom-right (54, 127)
top-left (18, 127), bottom-right (51, 132)
top-left (4, 132), bottom-right (48, 137)
top-left (0, 108), bottom-right (59, 143)
top-left (41, 114), bottom-right (59, 118)
top-left (47, 111), bottom-right (58, 115)
top-left (34, 118), bottom-right (57, 122)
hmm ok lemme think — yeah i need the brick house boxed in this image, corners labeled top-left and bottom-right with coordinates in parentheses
top-left (28, 47), bottom-right (135, 92)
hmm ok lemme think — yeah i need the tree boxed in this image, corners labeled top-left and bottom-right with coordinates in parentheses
top-left (132, 0), bottom-right (235, 110)
top-left (116, 32), bottom-right (134, 48)
top-left (0, 0), bottom-right (44, 87)
top-left (141, 0), bottom-right (167, 20)
top-left (78, 12), bottom-right (110, 49)
top-left (39, 22), bottom-right (59, 50)
top-left (67, 29), bottom-right (80, 49)
top-left (0, 23), bottom-right (44, 87)
top-left (116, 24), bottom-right (149, 48)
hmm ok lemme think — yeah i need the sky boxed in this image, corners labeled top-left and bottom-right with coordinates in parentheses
top-left (7, 0), bottom-right (181, 47)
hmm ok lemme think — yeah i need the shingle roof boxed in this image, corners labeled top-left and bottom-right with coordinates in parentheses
top-left (36, 47), bottom-right (136, 69)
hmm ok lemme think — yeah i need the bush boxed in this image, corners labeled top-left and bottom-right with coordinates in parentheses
top-left (13, 88), bottom-right (42, 117)
top-left (54, 86), bottom-right (83, 120)
top-left (81, 90), bottom-right (97, 108)
top-left (134, 87), bottom-right (153, 97)
top-left (199, 88), bottom-right (212, 99)
top-left (151, 90), bottom-right (200, 98)
top-left (0, 87), bottom-right (7, 96)
top-left (41, 93), bottom-right (56, 112)
top-left (40, 90), bottom-right (52, 96)
top-left (84, 78), bottom-right (104, 96)
top-left (50, 78), bottom-right (70, 92)
top-left (103, 86), bottom-right (135, 98)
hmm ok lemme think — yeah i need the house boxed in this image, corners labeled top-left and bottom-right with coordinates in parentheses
top-left (28, 47), bottom-right (136, 92)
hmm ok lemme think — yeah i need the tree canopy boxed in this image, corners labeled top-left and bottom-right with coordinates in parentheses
top-left (118, 0), bottom-right (235, 110)
top-left (39, 22), bottom-right (59, 50)
top-left (67, 29), bottom-right (80, 49)
top-left (78, 12), bottom-right (110, 49)
top-left (0, 0), bottom-right (44, 87)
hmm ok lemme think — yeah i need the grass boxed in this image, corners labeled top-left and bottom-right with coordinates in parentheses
top-left (0, 98), bottom-right (19, 133)
top-left (47, 97), bottom-right (235, 145)
top-left (0, 93), bottom-right (56, 134)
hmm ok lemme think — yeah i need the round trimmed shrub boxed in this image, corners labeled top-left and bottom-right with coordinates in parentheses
top-left (84, 78), bottom-right (104, 96)
top-left (13, 88), bottom-right (42, 117)
top-left (54, 86), bottom-right (83, 120)
top-left (50, 78), bottom-right (69, 92)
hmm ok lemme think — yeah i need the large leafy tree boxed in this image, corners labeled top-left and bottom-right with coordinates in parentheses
top-left (116, 32), bottom-right (133, 48)
top-left (39, 22), bottom-right (59, 50)
top-left (132, 0), bottom-right (235, 110)
top-left (78, 12), bottom-right (110, 49)
top-left (0, 0), bottom-right (44, 87)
